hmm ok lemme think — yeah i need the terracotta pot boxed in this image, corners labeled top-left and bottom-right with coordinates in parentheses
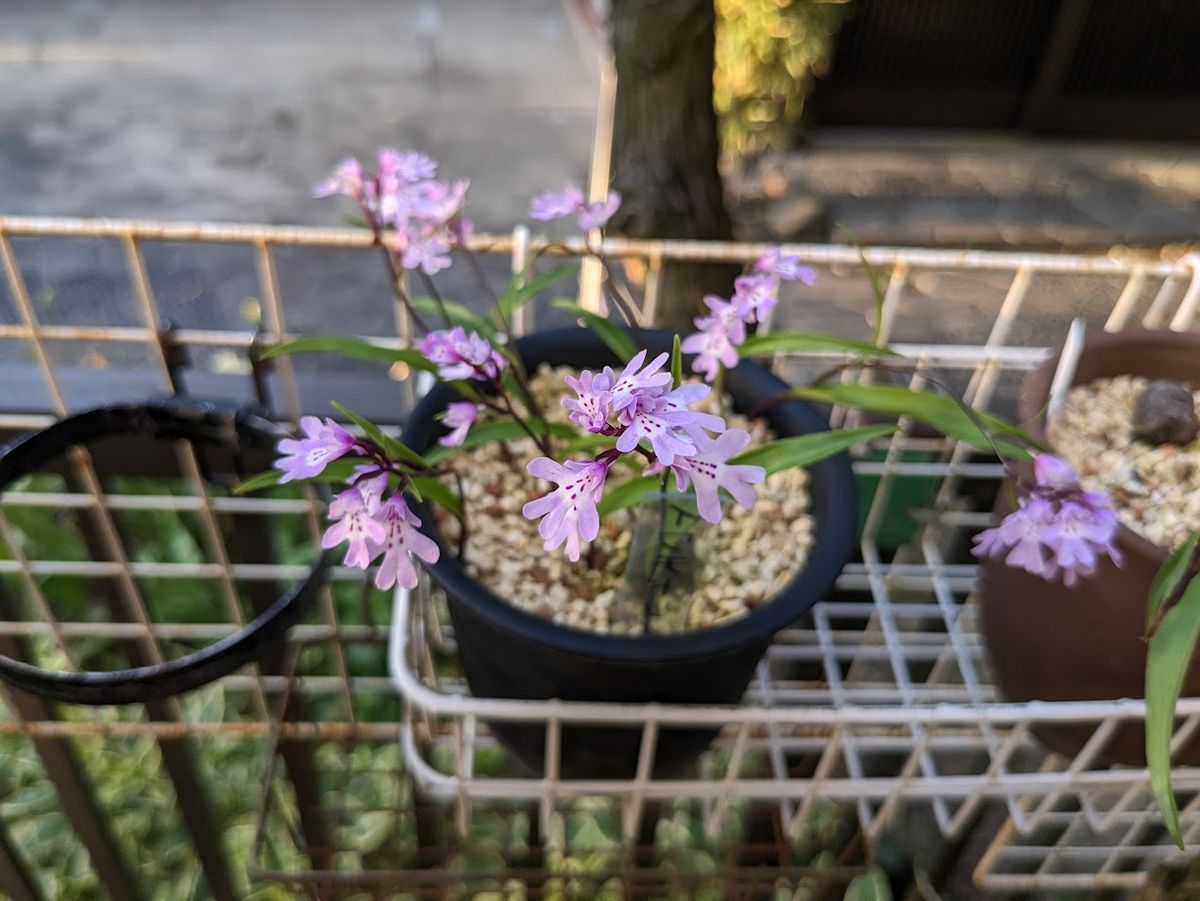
top-left (981, 328), bottom-right (1200, 766)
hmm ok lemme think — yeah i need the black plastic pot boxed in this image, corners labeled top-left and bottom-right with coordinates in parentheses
top-left (403, 328), bottom-right (857, 777)
top-left (0, 399), bottom-right (329, 705)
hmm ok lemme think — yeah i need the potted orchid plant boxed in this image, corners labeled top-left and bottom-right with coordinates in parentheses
top-left (242, 149), bottom-right (1200, 819)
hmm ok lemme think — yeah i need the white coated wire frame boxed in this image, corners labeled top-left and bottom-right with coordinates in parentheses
top-left (2, 216), bottom-right (1200, 894)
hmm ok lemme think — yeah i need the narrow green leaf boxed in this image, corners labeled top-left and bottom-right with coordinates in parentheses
top-left (552, 300), bottom-right (637, 361)
top-left (739, 331), bottom-right (897, 359)
top-left (792, 383), bottom-right (1033, 458)
top-left (256, 335), bottom-right (436, 371)
top-left (424, 419), bottom-right (577, 464)
top-left (559, 432), bottom-right (618, 456)
top-left (731, 424), bottom-right (898, 475)
top-left (596, 475), bottom-right (660, 517)
top-left (330, 402), bottom-right (429, 469)
top-left (1146, 574), bottom-right (1200, 848)
top-left (671, 334), bottom-right (682, 389)
top-left (844, 867), bottom-right (893, 901)
top-left (409, 476), bottom-right (464, 521)
top-left (841, 227), bottom-right (888, 350)
top-left (1148, 531), bottom-right (1200, 632)
top-left (234, 458), bottom-right (362, 495)
top-left (498, 264), bottom-right (580, 321)
top-left (234, 469), bottom-right (285, 495)
top-left (447, 380), bottom-right (484, 403)
top-left (411, 297), bottom-right (497, 337)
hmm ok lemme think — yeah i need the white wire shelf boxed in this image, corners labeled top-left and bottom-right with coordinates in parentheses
top-left (1, 215), bottom-right (1199, 894)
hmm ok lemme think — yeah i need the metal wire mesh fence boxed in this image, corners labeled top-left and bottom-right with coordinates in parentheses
top-left (0, 214), bottom-right (1197, 897)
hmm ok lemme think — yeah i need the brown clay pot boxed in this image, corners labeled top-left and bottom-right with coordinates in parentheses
top-left (981, 328), bottom-right (1200, 766)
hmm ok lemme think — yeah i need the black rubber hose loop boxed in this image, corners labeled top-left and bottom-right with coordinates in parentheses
top-left (0, 398), bottom-right (331, 705)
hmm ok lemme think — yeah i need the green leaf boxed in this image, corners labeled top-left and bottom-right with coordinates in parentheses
top-left (330, 402), bottom-right (428, 470)
top-left (498, 264), bottom-right (580, 321)
top-left (558, 432), bottom-right (616, 457)
top-left (1146, 573), bottom-right (1200, 848)
top-left (552, 300), bottom-right (638, 361)
top-left (731, 424), bottom-right (898, 475)
top-left (234, 458), bottom-right (361, 495)
top-left (842, 227), bottom-right (888, 350)
top-left (424, 419), bottom-right (577, 464)
top-left (256, 335), bottom-right (436, 371)
top-left (234, 469), bottom-right (285, 495)
top-left (409, 476), bottom-right (464, 522)
top-left (596, 476), bottom-right (660, 517)
top-left (792, 383), bottom-right (1033, 458)
top-left (671, 334), bottom-right (682, 389)
top-left (1148, 531), bottom-right (1200, 632)
top-left (844, 867), bottom-right (892, 901)
top-left (411, 297), bottom-right (497, 337)
top-left (860, 248), bottom-right (887, 350)
top-left (739, 331), bottom-right (897, 359)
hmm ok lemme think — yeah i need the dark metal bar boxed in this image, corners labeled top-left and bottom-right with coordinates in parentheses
top-left (228, 509), bottom-right (334, 879)
top-left (0, 587), bottom-right (142, 901)
top-left (65, 468), bottom-right (239, 901)
top-left (1019, 0), bottom-right (1092, 131)
top-left (0, 816), bottom-right (42, 901)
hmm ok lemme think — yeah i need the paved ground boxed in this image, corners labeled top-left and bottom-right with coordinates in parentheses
top-left (736, 131), bottom-right (1200, 249)
top-left (1, 0), bottom-right (600, 226)
top-left (3, 1), bottom-right (1200, 420)
top-left (0, 0), bottom-right (603, 407)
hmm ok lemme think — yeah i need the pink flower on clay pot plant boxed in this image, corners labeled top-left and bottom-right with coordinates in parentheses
top-left (972, 453), bottom-right (1120, 587)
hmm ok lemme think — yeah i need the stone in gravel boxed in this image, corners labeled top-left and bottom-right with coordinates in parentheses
top-left (1133, 379), bottom-right (1199, 446)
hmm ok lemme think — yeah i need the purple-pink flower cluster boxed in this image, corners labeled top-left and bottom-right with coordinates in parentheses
top-left (419, 327), bottom-right (507, 382)
top-left (274, 415), bottom-right (440, 590)
top-left (529, 185), bottom-right (621, 231)
top-left (322, 484), bottom-right (440, 590)
top-left (522, 350), bottom-right (765, 560)
top-left (973, 453), bottom-right (1121, 587)
top-left (682, 249), bottom-right (817, 383)
top-left (314, 149), bottom-right (469, 275)
top-left (274, 416), bottom-right (360, 482)
top-left (439, 401), bottom-right (480, 448)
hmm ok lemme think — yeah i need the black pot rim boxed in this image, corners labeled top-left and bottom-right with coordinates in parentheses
top-left (0, 399), bottom-right (329, 705)
top-left (402, 327), bottom-right (857, 664)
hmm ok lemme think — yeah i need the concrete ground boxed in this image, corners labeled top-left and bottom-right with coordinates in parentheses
top-left (2, 1), bottom-right (1200, 418)
top-left (736, 131), bottom-right (1200, 249)
top-left (1, 0), bottom-right (601, 227)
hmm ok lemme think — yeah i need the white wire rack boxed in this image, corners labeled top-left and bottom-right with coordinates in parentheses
top-left (1, 215), bottom-right (1199, 895)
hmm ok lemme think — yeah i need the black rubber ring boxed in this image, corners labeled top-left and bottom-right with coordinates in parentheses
top-left (0, 398), bottom-right (330, 705)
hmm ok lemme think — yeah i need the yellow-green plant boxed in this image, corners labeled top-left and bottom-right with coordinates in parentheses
top-left (714, 0), bottom-right (849, 157)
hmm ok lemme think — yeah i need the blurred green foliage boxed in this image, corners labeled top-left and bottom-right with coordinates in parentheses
top-left (0, 473), bottom-right (872, 896)
top-left (715, 0), bottom-right (849, 157)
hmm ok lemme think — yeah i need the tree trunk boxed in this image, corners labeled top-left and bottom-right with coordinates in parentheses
top-left (609, 0), bottom-right (740, 332)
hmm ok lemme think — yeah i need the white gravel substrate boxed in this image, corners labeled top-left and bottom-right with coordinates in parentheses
top-left (432, 365), bottom-right (814, 634)
top-left (1049, 375), bottom-right (1200, 551)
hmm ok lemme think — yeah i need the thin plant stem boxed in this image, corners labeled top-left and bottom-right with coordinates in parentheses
top-left (451, 470), bottom-right (469, 562)
top-left (480, 392), bottom-right (553, 457)
top-left (453, 242), bottom-right (547, 427)
top-left (641, 471), bottom-right (672, 636)
top-left (593, 254), bottom-right (648, 346)
top-left (535, 238), bottom-right (649, 346)
top-left (416, 269), bottom-right (456, 330)
top-left (459, 243), bottom-right (508, 332)
top-left (365, 215), bottom-right (432, 336)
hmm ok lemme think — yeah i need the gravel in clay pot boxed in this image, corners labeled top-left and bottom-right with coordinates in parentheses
top-left (981, 328), bottom-right (1200, 767)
